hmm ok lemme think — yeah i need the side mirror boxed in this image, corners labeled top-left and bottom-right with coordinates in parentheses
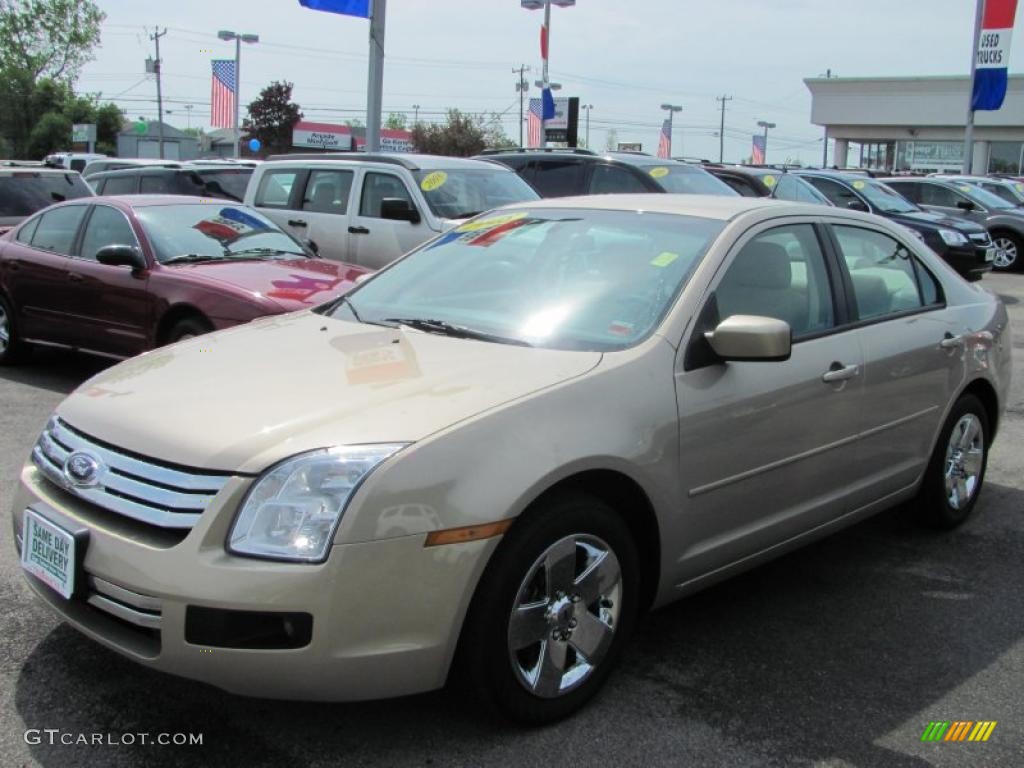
top-left (705, 315), bottom-right (791, 362)
top-left (956, 200), bottom-right (976, 211)
top-left (95, 244), bottom-right (146, 272)
top-left (846, 199), bottom-right (869, 212)
top-left (380, 197), bottom-right (421, 224)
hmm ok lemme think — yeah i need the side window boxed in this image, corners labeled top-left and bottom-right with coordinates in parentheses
top-left (79, 206), bottom-right (138, 261)
top-left (772, 175), bottom-right (822, 203)
top-left (982, 183), bottom-right (1015, 204)
top-left (714, 224), bottom-right (834, 339)
top-left (888, 182), bottom-right (921, 203)
top-left (255, 170), bottom-right (300, 208)
top-left (918, 183), bottom-right (962, 208)
top-left (139, 174), bottom-right (175, 194)
top-left (102, 176), bottom-right (137, 195)
top-left (804, 177), bottom-right (859, 207)
top-left (588, 164), bottom-right (650, 194)
top-left (359, 172), bottom-right (414, 218)
top-left (833, 225), bottom-right (930, 320)
top-left (530, 160), bottom-right (583, 197)
top-left (29, 205), bottom-right (88, 254)
top-left (70, 158), bottom-right (87, 173)
top-left (719, 176), bottom-right (759, 197)
top-left (15, 216), bottom-right (40, 244)
top-left (302, 170), bottom-right (354, 214)
top-left (92, 179), bottom-right (106, 194)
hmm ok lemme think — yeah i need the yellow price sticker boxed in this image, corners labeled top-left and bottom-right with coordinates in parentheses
top-left (763, 174), bottom-right (777, 188)
top-left (958, 184), bottom-right (973, 192)
top-left (852, 180), bottom-right (866, 190)
top-left (1016, 183), bottom-right (1024, 193)
top-left (420, 171), bottom-right (448, 191)
top-left (455, 212), bottom-right (526, 233)
top-left (650, 251), bottom-right (680, 267)
top-left (649, 167), bottom-right (669, 179)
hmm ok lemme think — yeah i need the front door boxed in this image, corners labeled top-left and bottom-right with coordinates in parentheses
top-left (669, 221), bottom-right (865, 587)
top-left (349, 170), bottom-right (427, 269)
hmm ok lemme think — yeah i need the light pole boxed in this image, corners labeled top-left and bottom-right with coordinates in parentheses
top-left (412, 104), bottom-right (420, 124)
top-left (581, 103), bottom-right (593, 148)
top-left (660, 103), bottom-right (682, 157)
top-left (218, 29), bottom-right (259, 158)
top-left (757, 119), bottom-right (776, 164)
top-left (522, 0), bottom-right (575, 147)
top-left (514, 66), bottom-right (530, 146)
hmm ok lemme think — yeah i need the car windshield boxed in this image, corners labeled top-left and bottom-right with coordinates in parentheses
top-left (640, 164), bottom-right (737, 195)
top-left (330, 208), bottom-right (724, 351)
top-left (412, 168), bottom-right (539, 219)
top-left (181, 168), bottom-right (254, 202)
top-left (955, 182), bottom-right (1016, 210)
top-left (135, 204), bottom-right (310, 263)
top-left (858, 180), bottom-right (919, 213)
top-left (0, 172), bottom-right (93, 220)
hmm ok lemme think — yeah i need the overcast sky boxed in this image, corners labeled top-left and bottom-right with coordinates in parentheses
top-left (78, 0), bottom-right (1021, 163)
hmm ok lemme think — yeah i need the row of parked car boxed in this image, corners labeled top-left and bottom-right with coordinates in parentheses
top-left (0, 147), bottom-right (1018, 367)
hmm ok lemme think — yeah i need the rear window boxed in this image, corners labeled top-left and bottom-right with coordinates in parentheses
top-left (0, 173), bottom-right (94, 218)
top-left (181, 169), bottom-right (253, 202)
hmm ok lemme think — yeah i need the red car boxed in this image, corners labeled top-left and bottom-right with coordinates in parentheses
top-left (0, 196), bottom-right (368, 364)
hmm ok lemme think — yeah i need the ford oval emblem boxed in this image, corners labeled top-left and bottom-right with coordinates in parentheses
top-left (64, 451), bottom-right (103, 488)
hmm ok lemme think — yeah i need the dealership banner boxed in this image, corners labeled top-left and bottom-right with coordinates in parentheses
top-left (972, 0), bottom-right (1019, 110)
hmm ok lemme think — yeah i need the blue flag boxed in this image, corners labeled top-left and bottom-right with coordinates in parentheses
top-left (541, 88), bottom-right (556, 120)
top-left (298, 0), bottom-right (371, 17)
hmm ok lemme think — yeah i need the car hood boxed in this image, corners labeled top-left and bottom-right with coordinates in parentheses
top-left (887, 209), bottom-right (986, 232)
top-left (57, 311), bottom-right (601, 474)
top-left (166, 257), bottom-right (370, 311)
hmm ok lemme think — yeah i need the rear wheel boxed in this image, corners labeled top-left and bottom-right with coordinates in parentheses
top-left (915, 394), bottom-right (989, 529)
top-left (164, 315), bottom-right (213, 345)
top-left (0, 294), bottom-right (28, 365)
top-left (458, 493), bottom-right (639, 724)
top-left (991, 232), bottom-right (1021, 271)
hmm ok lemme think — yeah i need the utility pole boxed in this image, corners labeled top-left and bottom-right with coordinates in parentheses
top-left (715, 95), bottom-right (732, 162)
top-left (149, 27), bottom-right (167, 159)
top-left (821, 68), bottom-right (832, 167)
top-left (184, 104), bottom-right (193, 130)
top-left (366, 0), bottom-right (387, 151)
top-left (514, 65), bottom-right (530, 146)
top-left (412, 103), bottom-right (420, 124)
top-left (582, 103), bottom-right (593, 148)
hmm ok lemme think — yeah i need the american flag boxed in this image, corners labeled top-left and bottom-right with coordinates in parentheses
top-left (656, 119), bottom-right (671, 159)
top-left (751, 134), bottom-right (766, 164)
top-left (527, 98), bottom-right (543, 148)
top-left (211, 59), bottom-right (237, 129)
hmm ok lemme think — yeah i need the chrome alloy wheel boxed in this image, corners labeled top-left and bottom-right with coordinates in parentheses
top-left (945, 414), bottom-right (985, 510)
top-left (507, 534), bottom-right (622, 698)
top-left (993, 236), bottom-right (1018, 269)
top-left (0, 303), bottom-right (9, 355)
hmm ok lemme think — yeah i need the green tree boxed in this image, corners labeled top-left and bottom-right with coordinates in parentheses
top-left (479, 112), bottom-right (515, 150)
top-left (94, 101), bottom-right (124, 155)
top-left (27, 110), bottom-right (71, 157)
top-left (384, 112), bottom-right (407, 130)
top-left (410, 109), bottom-right (485, 157)
top-left (242, 80), bottom-right (302, 157)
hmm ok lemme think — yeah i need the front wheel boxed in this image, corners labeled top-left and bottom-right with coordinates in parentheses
top-left (991, 232), bottom-right (1021, 271)
top-left (915, 394), bottom-right (989, 529)
top-left (164, 315), bottom-right (213, 345)
top-left (458, 493), bottom-right (639, 724)
top-left (0, 294), bottom-right (28, 365)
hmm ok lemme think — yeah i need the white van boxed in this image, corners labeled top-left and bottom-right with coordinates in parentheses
top-left (43, 153), bottom-right (107, 174)
top-left (243, 153), bottom-right (539, 269)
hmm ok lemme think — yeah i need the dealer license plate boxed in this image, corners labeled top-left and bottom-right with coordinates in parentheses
top-left (985, 248), bottom-right (996, 262)
top-left (21, 509), bottom-right (75, 599)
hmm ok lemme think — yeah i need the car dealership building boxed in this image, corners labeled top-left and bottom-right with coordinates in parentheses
top-left (805, 74), bottom-right (1024, 174)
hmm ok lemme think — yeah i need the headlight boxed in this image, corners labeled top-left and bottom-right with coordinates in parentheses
top-left (939, 228), bottom-right (968, 246)
top-left (228, 444), bottom-right (407, 562)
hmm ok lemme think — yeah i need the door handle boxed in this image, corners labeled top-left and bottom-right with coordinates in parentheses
top-left (348, 226), bottom-right (370, 235)
top-left (822, 362), bottom-right (859, 383)
top-left (288, 219), bottom-right (307, 227)
top-left (67, 272), bottom-right (84, 283)
top-left (940, 332), bottom-right (965, 349)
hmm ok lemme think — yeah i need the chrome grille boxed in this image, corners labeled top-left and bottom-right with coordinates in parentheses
top-left (32, 417), bottom-right (231, 529)
top-left (87, 576), bottom-right (162, 631)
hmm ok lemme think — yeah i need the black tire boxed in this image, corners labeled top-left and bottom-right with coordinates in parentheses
top-left (163, 315), bottom-right (213, 345)
top-left (0, 293), bottom-right (28, 365)
top-left (990, 231), bottom-right (1022, 272)
top-left (915, 394), bottom-right (990, 529)
top-left (457, 492), bottom-right (639, 724)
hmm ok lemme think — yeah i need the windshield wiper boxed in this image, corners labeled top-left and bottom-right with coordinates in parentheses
top-left (383, 317), bottom-right (532, 346)
top-left (227, 247), bottom-right (307, 259)
top-left (162, 253), bottom-right (229, 264)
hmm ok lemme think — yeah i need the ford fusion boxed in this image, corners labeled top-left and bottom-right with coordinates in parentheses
top-left (11, 195), bottom-right (1010, 723)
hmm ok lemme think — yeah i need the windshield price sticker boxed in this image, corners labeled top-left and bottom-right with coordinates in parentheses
top-left (852, 180), bottom-right (866, 190)
top-left (650, 251), bottom-right (680, 268)
top-left (420, 171), bottom-right (448, 191)
top-left (649, 167), bottom-right (669, 179)
top-left (763, 175), bottom-right (777, 188)
top-left (455, 212), bottom-right (527, 233)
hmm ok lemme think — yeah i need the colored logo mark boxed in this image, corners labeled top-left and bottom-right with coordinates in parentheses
top-left (920, 721), bottom-right (997, 742)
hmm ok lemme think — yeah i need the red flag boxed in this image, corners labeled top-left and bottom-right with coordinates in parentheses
top-left (540, 25), bottom-right (548, 60)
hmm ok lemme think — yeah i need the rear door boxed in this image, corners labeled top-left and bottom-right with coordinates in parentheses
top-left (587, 163), bottom-right (655, 194)
top-left (62, 204), bottom-right (152, 356)
top-left (291, 168), bottom-right (354, 263)
top-left (249, 166), bottom-right (312, 248)
top-left (528, 158), bottom-right (585, 197)
top-left (915, 182), bottom-right (988, 225)
top-left (348, 170), bottom-right (427, 269)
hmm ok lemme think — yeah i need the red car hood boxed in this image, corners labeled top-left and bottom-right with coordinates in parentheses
top-left (170, 258), bottom-right (369, 310)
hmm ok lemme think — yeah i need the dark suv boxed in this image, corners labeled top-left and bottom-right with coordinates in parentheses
top-left (793, 171), bottom-right (993, 281)
top-left (476, 148), bottom-right (735, 198)
top-left (88, 164), bottom-right (254, 202)
top-left (703, 165), bottom-right (831, 205)
top-left (0, 164), bottom-right (94, 231)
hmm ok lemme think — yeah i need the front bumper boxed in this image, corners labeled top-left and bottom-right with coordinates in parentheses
top-left (11, 464), bottom-right (498, 701)
top-left (940, 242), bottom-right (994, 280)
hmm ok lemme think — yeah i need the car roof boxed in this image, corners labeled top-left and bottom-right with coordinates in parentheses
top-left (507, 193), bottom-right (821, 220)
top-left (261, 152), bottom-right (507, 172)
top-left (90, 195), bottom-right (245, 208)
top-left (0, 166), bottom-right (85, 176)
top-left (90, 164), bottom-right (255, 179)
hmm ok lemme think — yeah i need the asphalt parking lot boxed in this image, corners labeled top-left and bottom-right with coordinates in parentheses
top-left (0, 274), bottom-right (1021, 768)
